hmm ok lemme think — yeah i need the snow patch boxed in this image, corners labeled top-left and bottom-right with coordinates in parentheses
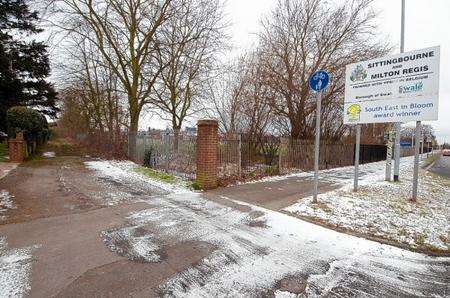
top-left (274, 290), bottom-right (298, 298)
top-left (0, 190), bottom-right (16, 221)
top-left (102, 226), bottom-right (161, 262)
top-left (0, 236), bottom-right (39, 297)
top-left (42, 151), bottom-right (55, 158)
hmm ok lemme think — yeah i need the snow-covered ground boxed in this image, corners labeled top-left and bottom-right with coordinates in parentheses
top-left (0, 190), bottom-right (16, 221)
top-left (87, 159), bottom-right (449, 252)
top-left (0, 236), bottom-right (38, 297)
top-left (88, 160), bottom-right (448, 296)
top-left (284, 156), bottom-right (449, 252)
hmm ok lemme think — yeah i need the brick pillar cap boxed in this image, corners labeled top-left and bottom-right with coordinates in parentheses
top-left (197, 119), bottom-right (218, 127)
top-left (16, 132), bottom-right (24, 140)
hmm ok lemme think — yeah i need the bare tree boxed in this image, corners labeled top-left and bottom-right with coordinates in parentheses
top-left (57, 85), bottom-right (92, 137)
top-left (152, 0), bottom-right (227, 150)
top-left (54, 28), bottom-right (128, 156)
top-left (239, 52), bottom-right (275, 144)
top-left (205, 52), bottom-right (275, 140)
top-left (49, 0), bottom-right (173, 155)
top-left (258, 0), bottom-right (389, 139)
top-left (402, 125), bottom-right (436, 145)
top-left (204, 59), bottom-right (247, 134)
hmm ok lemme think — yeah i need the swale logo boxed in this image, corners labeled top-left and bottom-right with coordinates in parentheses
top-left (350, 65), bottom-right (367, 82)
top-left (399, 81), bottom-right (423, 94)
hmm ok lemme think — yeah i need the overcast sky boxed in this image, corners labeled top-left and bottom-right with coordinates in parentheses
top-left (131, 0), bottom-right (450, 142)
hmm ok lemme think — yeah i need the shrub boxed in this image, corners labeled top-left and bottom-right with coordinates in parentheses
top-left (6, 107), bottom-right (49, 156)
top-left (143, 146), bottom-right (156, 168)
top-left (190, 181), bottom-right (201, 190)
top-left (264, 165), bottom-right (279, 176)
top-left (6, 106), bottom-right (48, 142)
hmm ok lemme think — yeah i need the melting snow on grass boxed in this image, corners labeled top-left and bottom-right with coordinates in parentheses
top-left (0, 236), bottom-right (38, 297)
top-left (85, 160), bottom-right (190, 194)
top-left (0, 190), bottom-right (16, 221)
top-left (284, 156), bottom-right (449, 252)
top-left (84, 160), bottom-right (191, 206)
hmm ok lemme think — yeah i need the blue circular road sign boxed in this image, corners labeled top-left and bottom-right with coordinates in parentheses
top-left (309, 70), bottom-right (330, 92)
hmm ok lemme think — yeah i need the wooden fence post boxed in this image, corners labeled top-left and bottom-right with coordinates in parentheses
top-left (278, 137), bottom-right (288, 173)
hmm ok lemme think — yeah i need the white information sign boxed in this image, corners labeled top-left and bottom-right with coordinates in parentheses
top-left (344, 46), bottom-right (440, 124)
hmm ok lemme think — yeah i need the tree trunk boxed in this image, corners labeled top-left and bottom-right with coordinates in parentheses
top-left (173, 127), bottom-right (180, 152)
top-left (128, 116), bottom-right (139, 161)
top-left (290, 119), bottom-right (301, 139)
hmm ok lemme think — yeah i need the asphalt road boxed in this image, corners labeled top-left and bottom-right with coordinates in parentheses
top-left (429, 155), bottom-right (450, 178)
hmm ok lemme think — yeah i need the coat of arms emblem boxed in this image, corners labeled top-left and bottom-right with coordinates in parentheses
top-left (350, 65), bottom-right (367, 82)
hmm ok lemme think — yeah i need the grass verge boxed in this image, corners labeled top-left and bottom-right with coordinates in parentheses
top-left (134, 166), bottom-right (201, 190)
top-left (0, 143), bottom-right (7, 162)
top-left (422, 152), bottom-right (441, 169)
top-left (134, 167), bottom-right (176, 183)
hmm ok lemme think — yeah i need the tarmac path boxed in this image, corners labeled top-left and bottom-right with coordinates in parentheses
top-left (210, 157), bottom-right (415, 211)
top-left (429, 154), bottom-right (450, 178)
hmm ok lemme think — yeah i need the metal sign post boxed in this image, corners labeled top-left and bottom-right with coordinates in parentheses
top-left (385, 130), bottom-right (393, 181)
top-left (354, 124), bottom-right (361, 191)
top-left (313, 91), bottom-right (322, 203)
top-left (420, 133), bottom-right (424, 160)
top-left (393, 0), bottom-right (406, 182)
top-left (412, 121), bottom-right (421, 201)
top-left (309, 70), bottom-right (330, 203)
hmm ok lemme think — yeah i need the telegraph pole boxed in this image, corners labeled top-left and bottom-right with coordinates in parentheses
top-left (393, 0), bottom-right (405, 182)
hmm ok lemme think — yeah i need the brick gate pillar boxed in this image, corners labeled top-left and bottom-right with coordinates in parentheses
top-left (8, 132), bottom-right (25, 163)
top-left (196, 120), bottom-right (218, 189)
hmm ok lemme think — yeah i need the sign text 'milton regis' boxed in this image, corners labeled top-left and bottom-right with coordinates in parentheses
top-left (343, 46), bottom-right (440, 124)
